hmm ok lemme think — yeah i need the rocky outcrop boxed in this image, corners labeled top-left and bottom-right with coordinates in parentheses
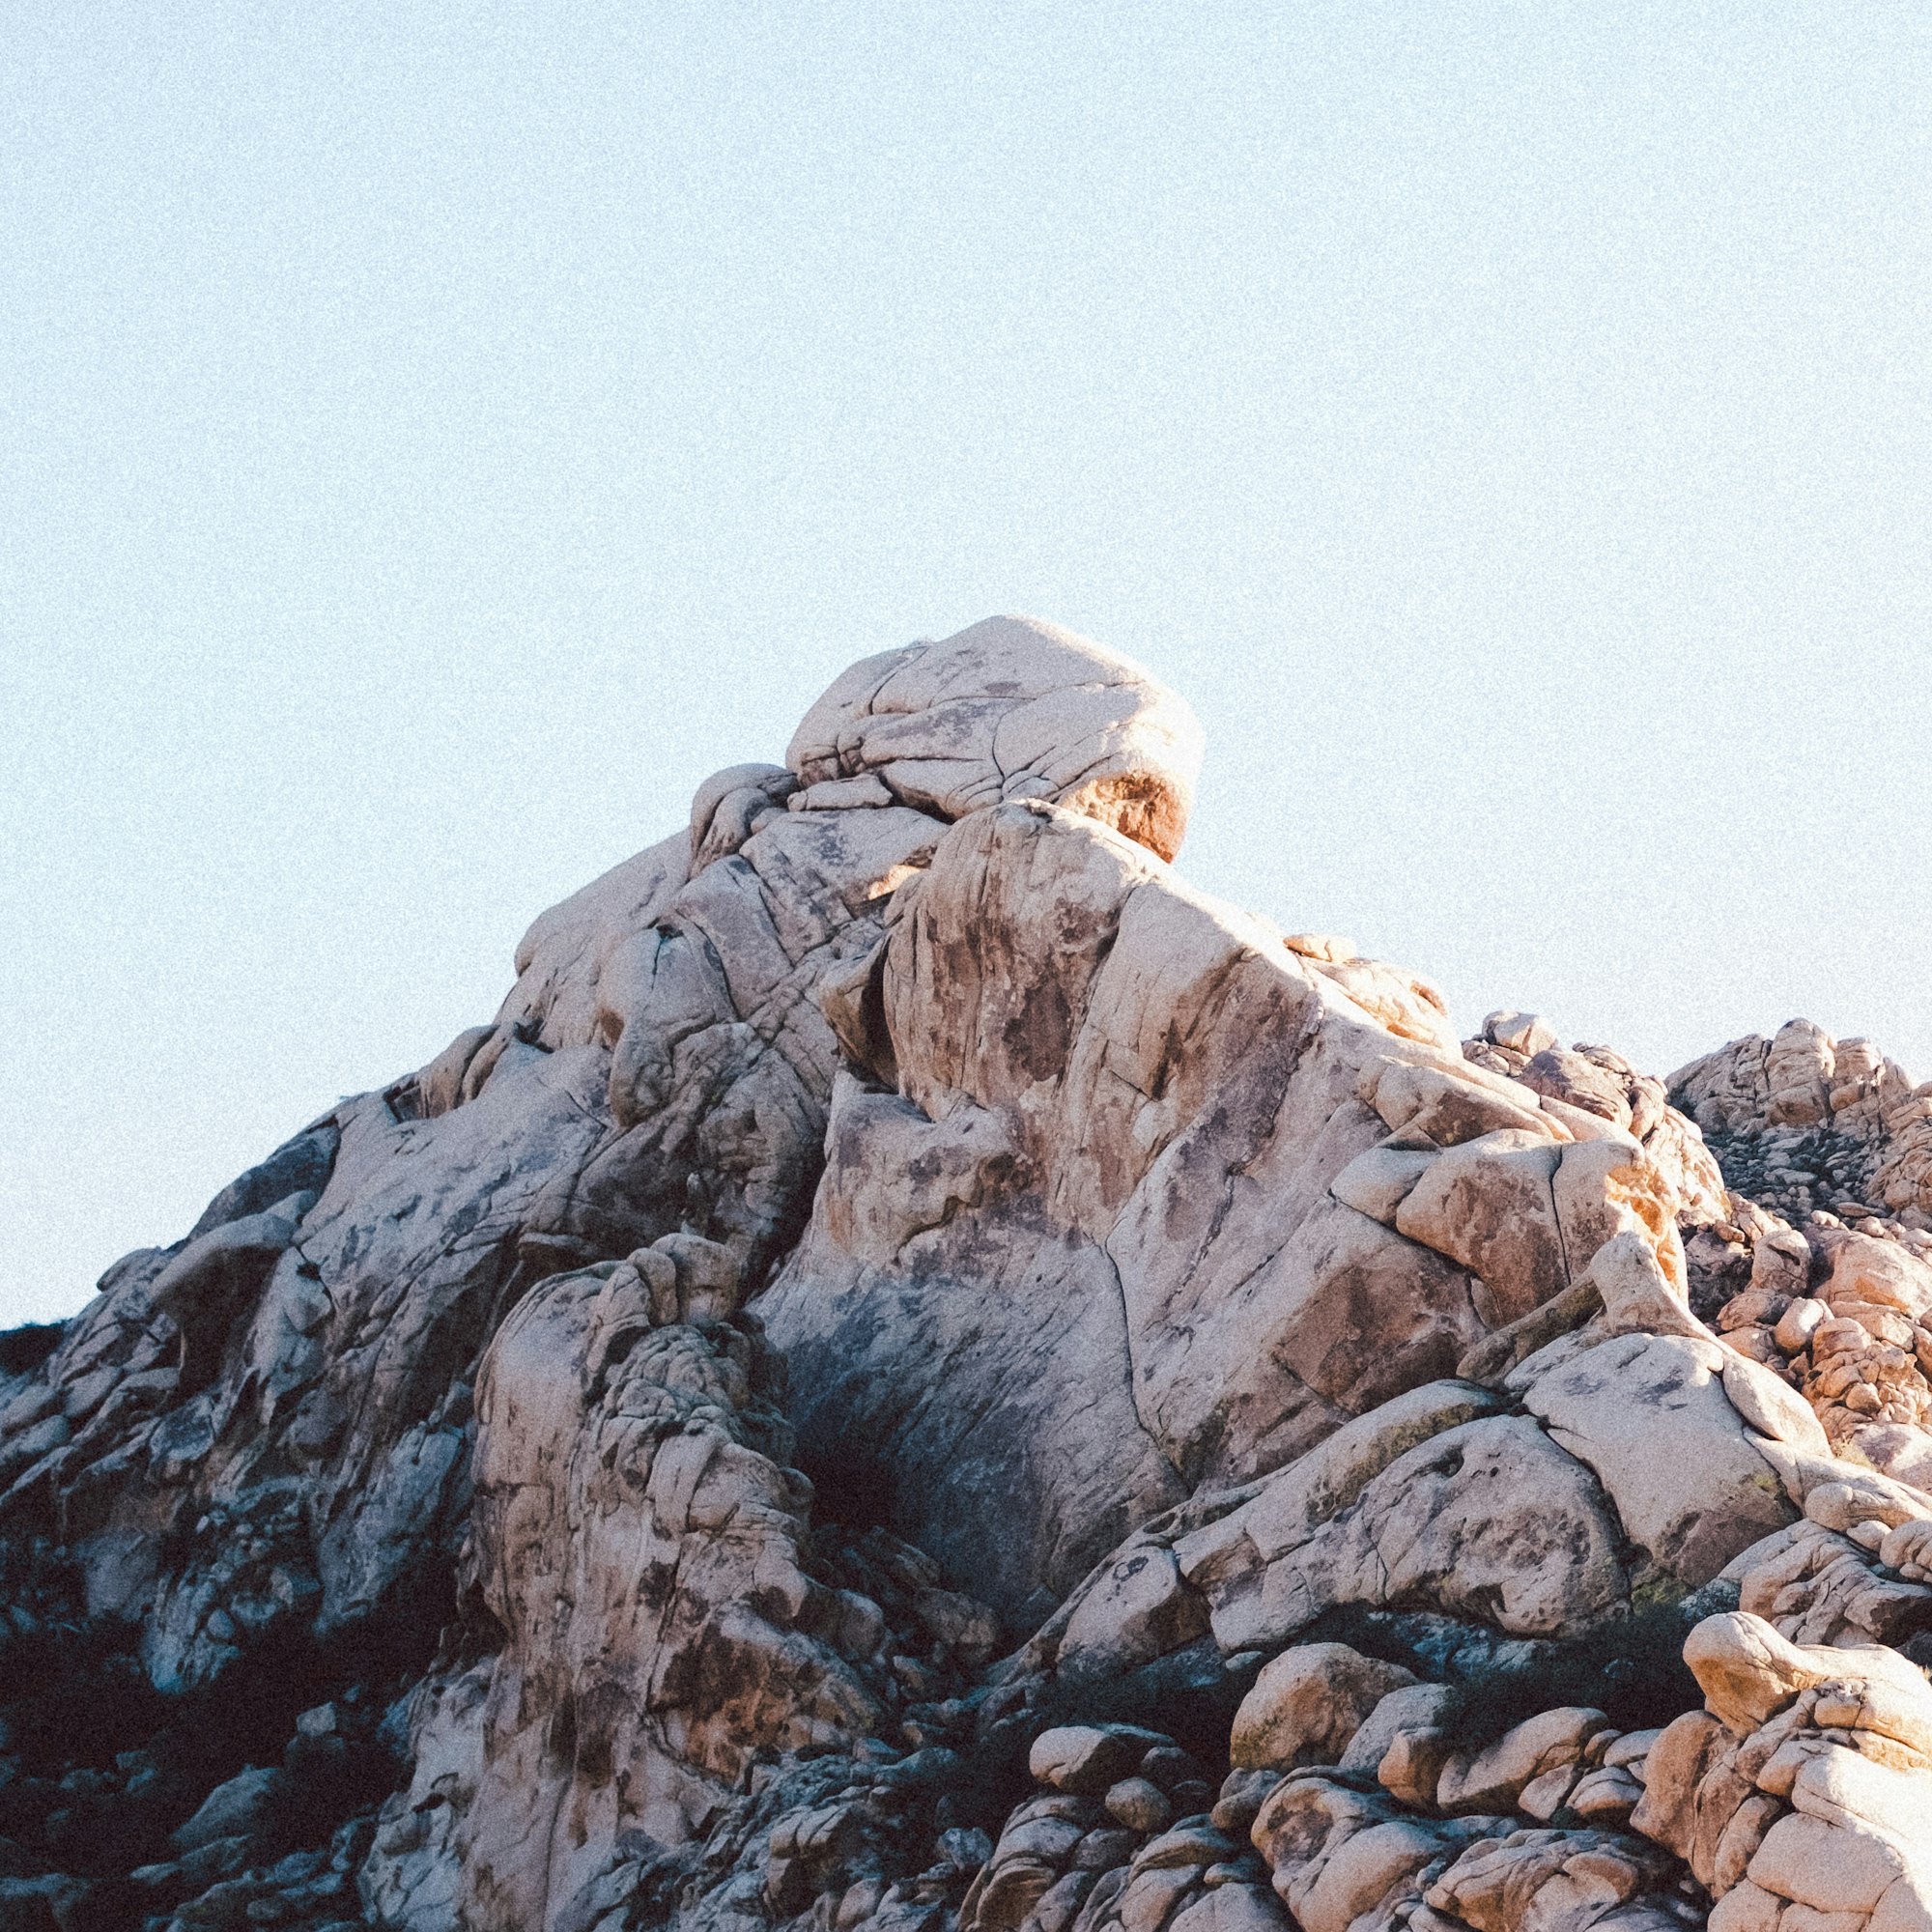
top-left (359, 1259), bottom-right (994, 1930)
top-left (1630, 1612), bottom-right (1932, 1930)
top-left (763, 802), bottom-right (1727, 1618)
top-left (1645, 1061), bottom-right (1932, 1526)
top-left (1669, 1022), bottom-right (1932, 1226)
top-left (4, 615), bottom-right (1932, 1932)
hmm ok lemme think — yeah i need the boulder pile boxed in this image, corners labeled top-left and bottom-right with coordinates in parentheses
top-left (1, 615), bottom-right (1928, 1931)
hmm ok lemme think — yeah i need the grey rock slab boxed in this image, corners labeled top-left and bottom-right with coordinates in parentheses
top-left (1520, 1329), bottom-right (1795, 1584)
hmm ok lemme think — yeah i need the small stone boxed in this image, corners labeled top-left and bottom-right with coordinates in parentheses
top-left (1030, 1726), bottom-right (1172, 1796)
top-left (1567, 1764), bottom-right (1643, 1823)
top-left (1486, 1011), bottom-right (1560, 1058)
top-left (1435, 1707), bottom-right (1610, 1814)
top-left (1104, 1777), bottom-right (1174, 1833)
top-left (1515, 1761), bottom-right (1581, 1819)
top-left (938, 1826), bottom-right (993, 1870)
top-left (1229, 1643), bottom-right (1418, 1772)
top-left (1775, 1298), bottom-right (1828, 1353)
top-left (1604, 1728), bottom-right (1662, 1772)
top-left (1137, 1746), bottom-right (1200, 1792)
top-left (1209, 1770), bottom-right (1277, 1838)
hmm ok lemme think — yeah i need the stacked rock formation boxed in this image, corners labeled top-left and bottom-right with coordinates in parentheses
top-left (1669, 1022), bottom-right (1932, 1228)
top-left (0, 615), bottom-right (1928, 1932)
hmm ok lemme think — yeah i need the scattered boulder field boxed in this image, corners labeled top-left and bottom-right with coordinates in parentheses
top-left (4, 615), bottom-right (1931, 1931)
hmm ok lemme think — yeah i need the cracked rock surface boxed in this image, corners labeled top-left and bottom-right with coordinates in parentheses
top-left (4, 615), bottom-right (1930, 1932)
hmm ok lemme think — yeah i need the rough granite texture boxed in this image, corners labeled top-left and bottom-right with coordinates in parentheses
top-left (2, 615), bottom-right (1929, 1932)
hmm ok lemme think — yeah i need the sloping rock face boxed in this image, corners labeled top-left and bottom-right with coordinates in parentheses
top-left (3, 613), bottom-right (1931, 1932)
top-left (762, 801), bottom-right (1729, 1619)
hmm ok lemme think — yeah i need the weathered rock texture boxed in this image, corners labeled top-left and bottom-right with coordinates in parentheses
top-left (1670, 1021), bottom-right (1932, 1225)
top-left (3, 615), bottom-right (1930, 1932)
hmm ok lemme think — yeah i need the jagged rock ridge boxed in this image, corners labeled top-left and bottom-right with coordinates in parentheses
top-left (1, 614), bottom-right (1928, 1932)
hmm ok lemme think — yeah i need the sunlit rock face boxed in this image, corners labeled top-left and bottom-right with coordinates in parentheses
top-left (3, 615), bottom-right (1930, 1932)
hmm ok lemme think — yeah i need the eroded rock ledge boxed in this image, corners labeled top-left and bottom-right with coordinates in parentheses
top-left (1, 615), bottom-right (1928, 1932)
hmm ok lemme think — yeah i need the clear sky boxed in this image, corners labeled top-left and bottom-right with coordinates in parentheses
top-left (5, 4), bottom-right (1930, 1325)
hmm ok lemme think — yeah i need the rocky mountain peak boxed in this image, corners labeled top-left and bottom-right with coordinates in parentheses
top-left (1, 620), bottom-right (1928, 1932)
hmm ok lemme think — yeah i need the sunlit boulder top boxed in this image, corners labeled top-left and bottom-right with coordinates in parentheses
top-left (785, 612), bottom-right (1204, 862)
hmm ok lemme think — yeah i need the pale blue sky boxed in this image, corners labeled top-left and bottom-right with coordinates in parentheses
top-left (5, 3), bottom-right (1930, 1323)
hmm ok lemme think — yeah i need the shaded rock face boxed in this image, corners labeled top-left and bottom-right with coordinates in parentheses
top-left (762, 802), bottom-right (1722, 1618)
top-left (5, 614), bottom-right (1932, 1932)
top-left (363, 1265), bottom-right (923, 1931)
